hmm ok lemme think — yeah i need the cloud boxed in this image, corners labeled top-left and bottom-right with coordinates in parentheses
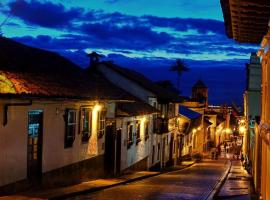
top-left (7, 0), bottom-right (83, 28)
top-left (144, 16), bottom-right (225, 34)
top-left (80, 22), bottom-right (173, 50)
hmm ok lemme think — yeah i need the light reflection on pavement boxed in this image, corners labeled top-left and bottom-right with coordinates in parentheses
top-left (67, 159), bottom-right (229, 200)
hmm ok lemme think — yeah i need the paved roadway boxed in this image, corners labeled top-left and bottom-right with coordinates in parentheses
top-left (67, 159), bottom-right (229, 200)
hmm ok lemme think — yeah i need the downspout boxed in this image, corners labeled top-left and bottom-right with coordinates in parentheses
top-left (3, 100), bottom-right (33, 126)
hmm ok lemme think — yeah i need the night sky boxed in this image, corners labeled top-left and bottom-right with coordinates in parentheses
top-left (0, 0), bottom-right (259, 105)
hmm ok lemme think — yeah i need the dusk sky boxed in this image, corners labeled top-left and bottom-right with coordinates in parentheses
top-left (0, 0), bottom-right (259, 105)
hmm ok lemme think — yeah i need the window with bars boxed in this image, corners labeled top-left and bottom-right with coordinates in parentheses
top-left (127, 122), bottom-right (133, 148)
top-left (136, 121), bottom-right (141, 144)
top-left (145, 121), bottom-right (149, 141)
top-left (64, 109), bottom-right (76, 148)
top-left (97, 110), bottom-right (106, 139)
top-left (81, 107), bottom-right (92, 143)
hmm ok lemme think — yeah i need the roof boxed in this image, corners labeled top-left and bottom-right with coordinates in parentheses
top-left (98, 62), bottom-right (183, 103)
top-left (220, 0), bottom-right (270, 43)
top-left (192, 80), bottom-right (207, 89)
top-left (0, 37), bottom-right (133, 101)
top-left (217, 114), bottom-right (226, 125)
top-left (179, 106), bottom-right (202, 119)
top-left (116, 101), bottom-right (159, 117)
top-left (188, 117), bottom-right (202, 132)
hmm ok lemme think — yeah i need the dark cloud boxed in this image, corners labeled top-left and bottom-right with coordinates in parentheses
top-left (144, 16), bottom-right (225, 34)
top-left (8, 0), bottom-right (83, 28)
top-left (80, 22), bottom-right (173, 49)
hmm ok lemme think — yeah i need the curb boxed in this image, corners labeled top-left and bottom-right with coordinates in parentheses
top-left (50, 162), bottom-right (195, 200)
top-left (50, 173), bottom-right (161, 200)
top-left (201, 160), bottom-right (232, 200)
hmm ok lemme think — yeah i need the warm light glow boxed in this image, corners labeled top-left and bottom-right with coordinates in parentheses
top-left (225, 128), bottom-right (232, 134)
top-left (197, 127), bottom-right (201, 131)
top-left (0, 73), bottom-right (16, 94)
top-left (93, 104), bottom-right (102, 112)
top-left (192, 129), bottom-right (196, 134)
top-left (239, 126), bottom-right (246, 133)
top-left (141, 117), bottom-right (146, 123)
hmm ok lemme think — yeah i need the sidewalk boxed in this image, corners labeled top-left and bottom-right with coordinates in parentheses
top-left (0, 161), bottom-right (195, 200)
top-left (215, 160), bottom-right (253, 200)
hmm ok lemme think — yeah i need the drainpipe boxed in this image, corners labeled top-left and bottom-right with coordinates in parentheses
top-left (3, 100), bottom-right (33, 126)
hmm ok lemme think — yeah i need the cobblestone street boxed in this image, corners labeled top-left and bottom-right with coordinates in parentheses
top-left (67, 159), bottom-right (229, 200)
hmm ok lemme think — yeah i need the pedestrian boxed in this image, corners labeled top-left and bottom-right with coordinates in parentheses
top-left (224, 142), bottom-right (228, 153)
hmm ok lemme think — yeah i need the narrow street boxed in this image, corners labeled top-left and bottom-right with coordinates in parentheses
top-left (67, 159), bottom-right (229, 200)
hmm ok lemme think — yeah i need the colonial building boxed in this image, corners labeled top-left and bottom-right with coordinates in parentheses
top-left (94, 62), bottom-right (182, 168)
top-left (0, 37), bottom-right (156, 193)
top-left (178, 106), bottom-right (202, 157)
top-left (243, 53), bottom-right (261, 174)
top-left (113, 101), bottom-right (159, 173)
top-left (220, 0), bottom-right (270, 198)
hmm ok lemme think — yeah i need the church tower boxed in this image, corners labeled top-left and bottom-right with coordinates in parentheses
top-left (192, 80), bottom-right (208, 106)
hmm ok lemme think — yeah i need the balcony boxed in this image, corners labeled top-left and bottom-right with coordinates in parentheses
top-left (153, 117), bottom-right (169, 134)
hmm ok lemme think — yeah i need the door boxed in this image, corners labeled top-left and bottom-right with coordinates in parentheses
top-left (162, 138), bottom-right (166, 167)
top-left (169, 135), bottom-right (174, 165)
top-left (116, 129), bottom-right (122, 174)
top-left (27, 110), bottom-right (43, 182)
top-left (104, 122), bottom-right (116, 175)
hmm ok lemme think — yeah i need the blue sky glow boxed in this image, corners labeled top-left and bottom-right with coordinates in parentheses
top-left (0, 0), bottom-right (260, 105)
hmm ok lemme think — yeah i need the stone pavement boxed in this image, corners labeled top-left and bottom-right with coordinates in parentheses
top-left (0, 161), bottom-right (195, 200)
top-left (66, 159), bottom-right (229, 200)
top-left (215, 160), bottom-right (252, 200)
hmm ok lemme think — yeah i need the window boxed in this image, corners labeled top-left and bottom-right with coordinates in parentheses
top-left (97, 111), bottom-right (106, 138)
top-left (81, 107), bottom-right (92, 143)
top-left (136, 121), bottom-right (141, 144)
top-left (157, 143), bottom-right (161, 160)
top-left (64, 109), bottom-right (76, 148)
top-left (127, 122), bottom-right (133, 148)
top-left (152, 145), bottom-right (155, 164)
top-left (145, 121), bottom-right (149, 141)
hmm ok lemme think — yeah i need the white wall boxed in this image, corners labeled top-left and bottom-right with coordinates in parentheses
top-left (0, 99), bottom-right (108, 187)
top-left (117, 115), bottom-right (151, 170)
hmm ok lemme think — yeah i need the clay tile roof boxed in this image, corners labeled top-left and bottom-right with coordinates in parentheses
top-left (0, 37), bottom-right (133, 101)
top-left (116, 101), bottom-right (160, 117)
top-left (99, 62), bottom-right (182, 103)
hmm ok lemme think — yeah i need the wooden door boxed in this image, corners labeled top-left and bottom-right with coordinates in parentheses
top-left (104, 122), bottom-right (116, 175)
top-left (116, 129), bottom-right (122, 174)
top-left (27, 110), bottom-right (43, 182)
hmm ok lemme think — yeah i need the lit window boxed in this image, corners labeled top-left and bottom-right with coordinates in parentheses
top-left (64, 109), bottom-right (76, 148)
top-left (81, 107), bottom-right (92, 142)
top-left (97, 111), bottom-right (106, 138)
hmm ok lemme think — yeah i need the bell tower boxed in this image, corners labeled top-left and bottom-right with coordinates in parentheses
top-left (192, 80), bottom-right (208, 106)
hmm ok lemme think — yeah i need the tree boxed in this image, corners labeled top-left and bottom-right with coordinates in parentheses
top-left (170, 59), bottom-right (189, 92)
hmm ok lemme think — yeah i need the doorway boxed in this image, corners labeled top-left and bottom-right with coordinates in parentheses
top-left (104, 122), bottom-right (116, 176)
top-left (116, 129), bottom-right (122, 174)
top-left (27, 110), bottom-right (43, 182)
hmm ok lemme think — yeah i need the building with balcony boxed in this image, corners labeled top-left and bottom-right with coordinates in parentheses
top-left (94, 61), bottom-right (182, 168)
top-left (220, 0), bottom-right (270, 198)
